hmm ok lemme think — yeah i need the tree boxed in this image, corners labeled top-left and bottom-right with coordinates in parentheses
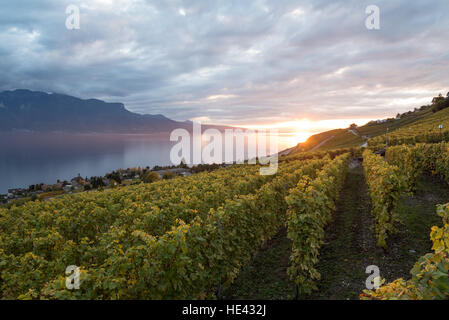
top-left (432, 93), bottom-right (444, 105)
top-left (90, 177), bottom-right (105, 189)
top-left (162, 171), bottom-right (177, 180)
top-left (142, 171), bottom-right (160, 183)
top-left (106, 171), bottom-right (122, 184)
top-left (179, 158), bottom-right (188, 169)
top-left (431, 93), bottom-right (449, 113)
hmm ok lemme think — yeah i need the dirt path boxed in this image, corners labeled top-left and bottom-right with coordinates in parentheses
top-left (310, 164), bottom-right (449, 299)
top-left (308, 163), bottom-right (377, 299)
top-left (224, 161), bottom-right (449, 300)
top-left (310, 136), bottom-right (334, 151)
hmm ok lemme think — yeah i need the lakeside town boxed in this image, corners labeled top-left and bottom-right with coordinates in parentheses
top-left (0, 161), bottom-right (226, 206)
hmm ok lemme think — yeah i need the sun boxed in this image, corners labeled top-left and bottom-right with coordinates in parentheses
top-left (295, 131), bottom-right (311, 143)
top-left (283, 131), bottom-right (312, 147)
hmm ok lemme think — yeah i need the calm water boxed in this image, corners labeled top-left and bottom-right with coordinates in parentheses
top-left (0, 133), bottom-right (298, 193)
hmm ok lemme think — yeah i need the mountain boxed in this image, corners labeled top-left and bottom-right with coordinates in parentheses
top-left (0, 89), bottom-right (230, 133)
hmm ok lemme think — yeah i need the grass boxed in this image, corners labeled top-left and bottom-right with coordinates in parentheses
top-left (222, 228), bottom-right (296, 300)
top-left (393, 172), bottom-right (449, 257)
top-left (224, 161), bottom-right (449, 300)
top-left (315, 131), bottom-right (363, 151)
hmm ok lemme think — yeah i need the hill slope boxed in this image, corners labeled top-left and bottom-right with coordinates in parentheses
top-left (368, 106), bottom-right (449, 147)
top-left (291, 103), bottom-right (443, 152)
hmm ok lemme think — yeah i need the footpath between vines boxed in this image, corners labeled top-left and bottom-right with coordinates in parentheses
top-left (225, 159), bottom-right (449, 300)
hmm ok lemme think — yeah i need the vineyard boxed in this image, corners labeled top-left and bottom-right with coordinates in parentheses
top-left (368, 107), bottom-right (449, 149)
top-left (360, 143), bottom-right (449, 299)
top-left (1, 139), bottom-right (448, 299)
top-left (0, 151), bottom-right (355, 299)
top-left (2, 0), bottom-right (449, 306)
top-left (225, 142), bottom-right (449, 300)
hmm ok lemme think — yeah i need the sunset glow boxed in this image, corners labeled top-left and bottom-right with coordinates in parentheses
top-left (293, 131), bottom-right (312, 143)
top-left (238, 118), bottom-right (373, 147)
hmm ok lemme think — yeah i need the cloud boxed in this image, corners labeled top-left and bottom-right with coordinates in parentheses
top-left (0, 0), bottom-right (448, 126)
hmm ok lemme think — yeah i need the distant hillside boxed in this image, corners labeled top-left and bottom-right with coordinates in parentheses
top-left (291, 93), bottom-right (449, 153)
top-left (368, 103), bottom-right (449, 148)
top-left (0, 89), bottom-right (232, 133)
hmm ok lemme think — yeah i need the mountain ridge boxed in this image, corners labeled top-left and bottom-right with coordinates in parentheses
top-left (0, 89), bottom-right (233, 133)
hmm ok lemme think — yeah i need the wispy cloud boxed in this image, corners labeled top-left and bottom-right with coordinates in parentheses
top-left (0, 0), bottom-right (448, 127)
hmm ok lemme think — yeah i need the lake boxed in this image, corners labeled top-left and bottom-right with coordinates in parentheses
top-left (0, 132), bottom-right (299, 193)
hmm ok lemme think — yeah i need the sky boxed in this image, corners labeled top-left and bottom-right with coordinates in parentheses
top-left (1, 0), bottom-right (449, 137)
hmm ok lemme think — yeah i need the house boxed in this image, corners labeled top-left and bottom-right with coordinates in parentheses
top-left (71, 174), bottom-right (86, 187)
top-left (53, 182), bottom-right (64, 190)
top-left (154, 168), bottom-right (191, 178)
top-left (7, 188), bottom-right (27, 196)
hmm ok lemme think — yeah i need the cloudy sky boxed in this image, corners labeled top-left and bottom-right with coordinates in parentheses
top-left (1, 0), bottom-right (449, 131)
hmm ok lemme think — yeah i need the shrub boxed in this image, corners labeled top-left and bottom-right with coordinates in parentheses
top-left (142, 171), bottom-right (160, 183)
top-left (162, 171), bottom-right (177, 180)
top-left (363, 150), bottom-right (407, 248)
